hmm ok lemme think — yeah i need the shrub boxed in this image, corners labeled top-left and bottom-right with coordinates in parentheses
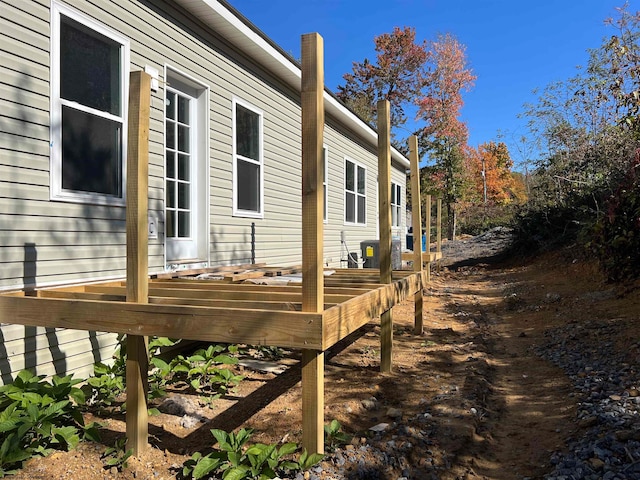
top-left (0, 370), bottom-right (100, 476)
top-left (590, 159), bottom-right (640, 281)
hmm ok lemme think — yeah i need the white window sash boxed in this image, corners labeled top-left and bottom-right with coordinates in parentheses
top-left (344, 158), bottom-right (366, 226)
top-left (232, 97), bottom-right (264, 218)
top-left (50, 1), bottom-right (130, 206)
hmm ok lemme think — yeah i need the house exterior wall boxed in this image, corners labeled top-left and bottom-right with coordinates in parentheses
top-left (0, 0), bottom-right (408, 383)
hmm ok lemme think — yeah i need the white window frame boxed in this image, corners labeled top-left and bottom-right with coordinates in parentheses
top-left (344, 157), bottom-right (367, 226)
top-left (163, 65), bottom-right (211, 266)
top-left (323, 145), bottom-right (328, 223)
top-left (391, 182), bottom-right (401, 228)
top-left (232, 97), bottom-right (264, 218)
top-left (50, 1), bottom-right (129, 205)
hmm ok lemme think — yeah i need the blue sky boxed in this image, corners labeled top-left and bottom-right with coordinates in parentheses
top-left (229, 0), bottom-right (630, 166)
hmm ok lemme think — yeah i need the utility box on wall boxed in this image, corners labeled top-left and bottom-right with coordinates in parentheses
top-left (360, 240), bottom-right (402, 269)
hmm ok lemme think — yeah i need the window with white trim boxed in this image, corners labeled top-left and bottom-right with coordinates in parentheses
top-left (233, 98), bottom-right (263, 217)
top-left (50, 2), bottom-right (129, 204)
top-left (391, 182), bottom-right (401, 227)
top-left (323, 146), bottom-right (328, 222)
top-left (344, 158), bottom-right (366, 225)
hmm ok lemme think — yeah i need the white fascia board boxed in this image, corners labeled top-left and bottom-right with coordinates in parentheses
top-left (173, 0), bottom-right (410, 170)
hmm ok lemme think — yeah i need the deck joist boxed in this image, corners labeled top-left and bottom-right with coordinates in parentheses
top-left (0, 268), bottom-right (427, 352)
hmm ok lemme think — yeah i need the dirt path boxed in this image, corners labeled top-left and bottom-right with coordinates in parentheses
top-left (435, 264), bottom-right (577, 479)
top-left (12, 240), bottom-right (640, 479)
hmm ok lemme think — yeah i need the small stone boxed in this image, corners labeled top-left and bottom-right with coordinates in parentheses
top-left (615, 429), bottom-right (635, 441)
top-left (369, 423), bottom-right (390, 432)
top-left (629, 388), bottom-right (639, 397)
top-left (588, 458), bottom-right (605, 469)
top-left (609, 394), bottom-right (622, 401)
top-left (180, 415), bottom-right (199, 429)
top-left (361, 398), bottom-right (377, 410)
top-left (578, 416), bottom-right (598, 428)
top-left (386, 407), bottom-right (403, 419)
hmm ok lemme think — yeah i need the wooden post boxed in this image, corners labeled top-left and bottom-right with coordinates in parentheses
top-left (436, 198), bottom-right (442, 272)
top-left (125, 70), bottom-right (151, 456)
top-left (301, 32), bottom-right (325, 456)
top-left (377, 100), bottom-right (392, 371)
top-left (408, 136), bottom-right (423, 335)
top-left (425, 194), bottom-right (432, 283)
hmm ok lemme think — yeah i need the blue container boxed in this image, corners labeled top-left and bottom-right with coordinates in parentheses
top-left (422, 234), bottom-right (426, 252)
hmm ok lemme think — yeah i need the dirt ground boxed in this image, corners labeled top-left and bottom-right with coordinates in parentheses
top-left (11, 238), bottom-right (640, 480)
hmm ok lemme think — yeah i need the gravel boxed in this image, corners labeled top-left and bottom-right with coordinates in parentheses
top-left (535, 319), bottom-right (640, 479)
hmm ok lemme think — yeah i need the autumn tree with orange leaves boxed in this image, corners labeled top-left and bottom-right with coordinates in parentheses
top-left (338, 28), bottom-right (477, 238)
top-left (337, 26), bottom-right (429, 139)
top-left (417, 33), bottom-right (476, 239)
top-left (467, 141), bottom-right (522, 205)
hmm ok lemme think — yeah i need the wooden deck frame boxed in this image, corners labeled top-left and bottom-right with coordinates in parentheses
top-left (0, 35), bottom-right (432, 456)
top-left (401, 194), bottom-right (444, 267)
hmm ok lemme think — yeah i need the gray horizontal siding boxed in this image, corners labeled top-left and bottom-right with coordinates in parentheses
top-left (0, 323), bottom-right (118, 386)
top-left (0, 0), bottom-right (408, 384)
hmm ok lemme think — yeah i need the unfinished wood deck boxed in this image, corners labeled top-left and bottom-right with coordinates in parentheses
top-left (0, 33), bottom-right (441, 456)
top-left (0, 267), bottom-right (427, 352)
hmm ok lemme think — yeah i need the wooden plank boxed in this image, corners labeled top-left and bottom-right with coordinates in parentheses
top-left (151, 263), bottom-right (267, 279)
top-left (37, 290), bottom-right (335, 311)
top-left (84, 285), bottom-right (356, 304)
top-left (401, 251), bottom-right (441, 263)
top-left (328, 268), bottom-right (413, 276)
top-left (223, 271), bottom-right (266, 283)
top-left (377, 100), bottom-right (393, 372)
top-left (147, 281), bottom-right (372, 295)
top-left (125, 71), bottom-right (151, 456)
top-left (262, 265), bottom-right (301, 276)
top-left (426, 194), bottom-right (432, 283)
top-left (409, 136), bottom-right (424, 334)
top-left (437, 198), bottom-right (442, 271)
top-left (0, 296), bottom-right (324, 349)
top-left (301, 349), bottom-right (324, 456)
top-left (322, 272), bottom-right (426, 349)
top-left (301, 32), bottom-right (325, 456)
top-left (301, 32), bottom-right (325, 314)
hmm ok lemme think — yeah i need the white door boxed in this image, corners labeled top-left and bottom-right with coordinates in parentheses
top-left (165, 85), bottom-right (199, 262)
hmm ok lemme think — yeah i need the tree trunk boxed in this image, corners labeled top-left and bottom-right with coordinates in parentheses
top-left (446, 202), bottom-right (457, 240)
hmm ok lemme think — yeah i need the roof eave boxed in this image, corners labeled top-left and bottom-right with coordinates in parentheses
top-left (172, 0), bottom-right (410, 169)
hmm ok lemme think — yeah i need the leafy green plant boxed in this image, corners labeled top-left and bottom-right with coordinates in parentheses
top-left (102, 437), bottom-right (133, 471)
top-left (83, 361), bottom-right (125, 409)
top-left (324, 419), bottom-right (352, 452)
top-left (181, 428), bottom-right (323, 480)
top-left (0, 370), bottom-right (100, 476)
top-left (253, 345), bottom-right (286, 360)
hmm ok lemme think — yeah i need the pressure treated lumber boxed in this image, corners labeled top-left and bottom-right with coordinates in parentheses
top-left (125, 70), bottom-right (151, 455)
top-left (426, 194), bottom-right (432, 282)
top-left (377, 99), bottom-right (393, 372)
top-left (409, 135), bottom-right (424, 334)
top-left (437, 198), bottom-right (442, 271)
top-left (0, 296), bottom-right (324, 348)
top-left (400, 251), bottom-right (442, 263)
top-left (322, 271), bottom-right (427, 349)
top-left (300, 32), bottom-right (325, 455)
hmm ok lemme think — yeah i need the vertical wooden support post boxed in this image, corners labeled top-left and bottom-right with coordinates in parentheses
top-left (436, 198), bottom-right (442, 271)
top-left (125, 70), bottom-right (151, 456)
top-left (377, 100), bottom-right (393, 371)
top-left (408, 136), bottom-right (423, 335)
top-left (425, 194), bottom-right (432, 283)
top-left (301, 32), bottom-right (325, 456)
